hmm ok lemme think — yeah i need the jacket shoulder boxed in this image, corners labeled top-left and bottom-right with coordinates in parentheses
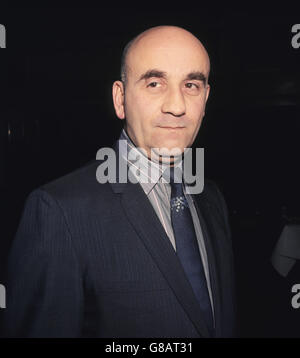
top-left (197, 179), bottom-right (231, 239)
top-left (201, 179), bottom-right (227, 210)
top-left (41, 159), bottom-right (104, 195)
top-left (29, 159), bottom-right (112, 209)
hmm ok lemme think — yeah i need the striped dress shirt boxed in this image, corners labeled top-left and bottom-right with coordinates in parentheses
top-left (118, 129), bottom-right (215, 320)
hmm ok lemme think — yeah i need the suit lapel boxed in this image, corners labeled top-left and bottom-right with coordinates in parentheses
top-left (108, 139), bottom-right (218, 337)
top-left (193, 193), bottom-right (222, 337)
top-left (110, 179), bottom-right (211, 337)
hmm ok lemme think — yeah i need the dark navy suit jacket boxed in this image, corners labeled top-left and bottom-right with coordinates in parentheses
top-left (1, 153), bottom-right (236, 338)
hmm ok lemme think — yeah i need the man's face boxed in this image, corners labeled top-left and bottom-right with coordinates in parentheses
top-left (113, 28), bottom-right (210, 160)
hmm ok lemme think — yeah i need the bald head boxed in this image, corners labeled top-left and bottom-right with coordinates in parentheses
top-left (113, 25), bottom-right (211, 159)
top-left (120, 26), bottom-right (210, 85)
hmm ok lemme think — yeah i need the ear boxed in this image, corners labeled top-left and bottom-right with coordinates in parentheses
top-left (112, 80), bottom-right (125, 120)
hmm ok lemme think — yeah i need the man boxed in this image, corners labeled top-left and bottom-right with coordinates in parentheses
top-left (1, 25), bottom-right (236, 337)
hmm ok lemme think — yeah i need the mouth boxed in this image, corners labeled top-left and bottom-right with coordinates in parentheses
top-left (157, 126), bottom-right (185, 130)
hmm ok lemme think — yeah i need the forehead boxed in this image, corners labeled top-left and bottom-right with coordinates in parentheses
top-left (126, 34), bottom-right (210, 80)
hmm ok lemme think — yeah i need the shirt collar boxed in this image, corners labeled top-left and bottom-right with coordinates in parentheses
top-left (118, 128), bottom-right (183, 195)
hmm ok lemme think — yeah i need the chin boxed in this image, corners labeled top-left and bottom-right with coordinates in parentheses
top-left (151, 144), bottom-right (185, 158)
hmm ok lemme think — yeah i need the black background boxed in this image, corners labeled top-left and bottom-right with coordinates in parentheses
top-left (1, 4), bottom-right (300, 337)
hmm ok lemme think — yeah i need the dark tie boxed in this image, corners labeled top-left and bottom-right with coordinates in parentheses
top-left (169, 167), bottom-right (214, 335)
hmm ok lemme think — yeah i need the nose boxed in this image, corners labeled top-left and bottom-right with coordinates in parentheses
top-left (161, 86), bottom-right (186, 117)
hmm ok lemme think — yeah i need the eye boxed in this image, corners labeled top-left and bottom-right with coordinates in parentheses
top-left (185, 82), bottom-right (199, 89)
top-left (147, 81), bottom-right (161, 88)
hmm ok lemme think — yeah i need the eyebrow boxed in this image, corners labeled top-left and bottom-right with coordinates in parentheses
top-left (136, 69), bottom-right (207, 84)
top-left (186, 71), bottom-right (207, 84)
top-left (137, 69), bottom-right (167, 82)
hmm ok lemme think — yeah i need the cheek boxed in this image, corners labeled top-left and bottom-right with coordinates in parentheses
top-left (187, 102), bottom-right (205, 128)
top-left (189, 97), bottom-right (206, 117)
top-left (124, 95), bottom-right (158, 145)
top-left (185, 102), bottom-right (206, 142)
top-left (126, 93), bottom-right (155, 122)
